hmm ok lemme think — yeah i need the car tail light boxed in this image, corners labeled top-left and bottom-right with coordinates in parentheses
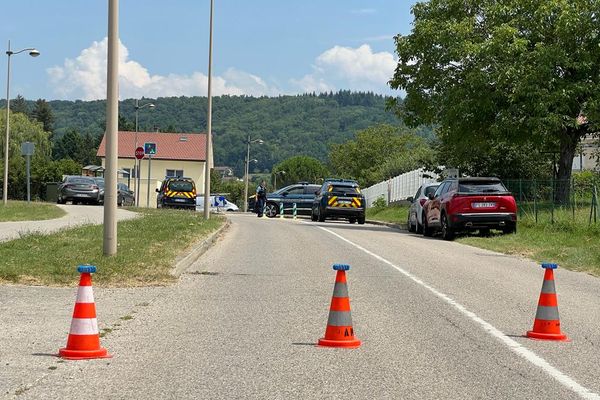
top-left (419, 198), bottom-right (427, 206)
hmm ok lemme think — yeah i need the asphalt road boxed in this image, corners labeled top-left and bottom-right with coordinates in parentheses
top-left (2, 214), bottom-right (600, 399)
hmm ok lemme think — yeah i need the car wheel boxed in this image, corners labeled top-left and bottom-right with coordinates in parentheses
top-left (407, 214), bottom-right (415, 232)
top-left (311, 208), bottom-right (318, 221)
top-left (502, 226), bottom-right (516, 234)
top-left (479, 228), bottom-right (491, 237)
top-left (349, 217), bottom-right (357, 224)
top-left (416, 218), bottom-right (423, 234)
top-left (318, 206), bottom-right (326, 222)
top-left (422, 212), bottom-right (433, 237)
top-left (441, 213), bottom-right (455, 241)
top-left (358, 214), bottom-right (365, 224)
top-left (265, 202), bottom-right (278, 218)
top-left (57, 196), bottom-right (66, 205)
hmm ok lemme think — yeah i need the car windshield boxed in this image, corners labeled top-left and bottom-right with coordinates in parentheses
top-left (168, 181), bottom-right (194, 191)
top-left (94, 179), bottom-right (105, 188)
top-left (67, 177), bottom-right (96, 185)
top-left (424, 185), bottom-right (439, 197)
top-left (328, 184), bottom-right (360, 194)
top-left (458, 181), bottom-right (508, 193)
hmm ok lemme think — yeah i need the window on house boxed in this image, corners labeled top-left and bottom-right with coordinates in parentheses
top-left (166, 169), bottom-right (184, 178)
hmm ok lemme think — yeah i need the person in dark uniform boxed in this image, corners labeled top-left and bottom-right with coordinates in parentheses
top-left (255, 180), bottom-right (267, 217)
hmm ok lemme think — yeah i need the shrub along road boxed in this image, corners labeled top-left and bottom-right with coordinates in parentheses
top-left (3, 214), bottom-right (599, 399)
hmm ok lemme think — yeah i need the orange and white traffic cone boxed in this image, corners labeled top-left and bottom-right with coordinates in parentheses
top-left (318, 264), bottom-right (361, 348)
top-left (59, 265), bottom-right (112, 360)
top-left (526, 262), bottom-right (568, 341)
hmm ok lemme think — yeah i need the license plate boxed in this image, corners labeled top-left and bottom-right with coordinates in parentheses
top-left (174, 198), bottom-right (186, 202)
top-left (472, 202), bottom-right (496, 208)
top-left (337, 200), bottom-right (351, 204)
top-left (75, 193), bottom-right (89, 197)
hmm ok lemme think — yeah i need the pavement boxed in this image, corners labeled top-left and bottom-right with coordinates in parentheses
top-left (0, 204), bottom-right (138, 243)
top-left (1, 213), bottom-right (599, 399)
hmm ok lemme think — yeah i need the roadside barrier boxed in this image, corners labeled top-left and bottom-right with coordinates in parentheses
top-left (526, 262), bottom-right (568, 341)
top-left (280, 202), bottom-right (284, 219)
top-left (58, 265), bottom-right (112, 360)
top-left (293, 203), bottom-right (297, 220)
top-left (318, 264), bottom-right (361, 348)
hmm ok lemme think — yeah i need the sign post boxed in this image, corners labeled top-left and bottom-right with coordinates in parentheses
top-left (20, 142), bottom-right (35, 202)
top-left (144, 142), bottom-right (156, 207)
top-left (134, 146), bottom-right (144, 206)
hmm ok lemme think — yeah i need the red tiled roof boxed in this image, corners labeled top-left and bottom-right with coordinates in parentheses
top-left (97, 131), bottom-right (207, 161)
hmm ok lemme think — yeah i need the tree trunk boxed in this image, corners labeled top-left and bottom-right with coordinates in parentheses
top-left (555, 127), bottom-right (584, 204)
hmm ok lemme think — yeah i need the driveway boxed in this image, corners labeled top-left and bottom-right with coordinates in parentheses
top-left (0, 204), bottom-right (138, 243)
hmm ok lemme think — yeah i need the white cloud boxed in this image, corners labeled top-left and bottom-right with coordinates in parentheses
top-left (292, 44), bottom-right (397, 93)
top-left (351, 8), bottom-right (376, 14)
top-left (48, 39), bottom-right (397, 99)
top-left (48, 38), bottom-right (279, 100)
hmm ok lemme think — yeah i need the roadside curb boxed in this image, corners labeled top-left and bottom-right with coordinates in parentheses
top-left (367, 219), bottom-right (407, 231)
top-left (172, 218), bottom-right (231, 277)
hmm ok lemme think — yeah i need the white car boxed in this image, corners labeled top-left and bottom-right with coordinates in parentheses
top-left (407, 183), bottom-right (440, 233)
top-left (196, 195), bottom-right (239, 212)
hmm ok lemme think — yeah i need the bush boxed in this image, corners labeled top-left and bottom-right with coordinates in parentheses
top-left (372, 196), bottom-right (387, 209)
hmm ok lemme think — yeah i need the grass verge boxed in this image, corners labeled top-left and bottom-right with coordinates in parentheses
top-left (0, 208), bottom-right (224, 286)
top-left (0, 201), bottom-right (66, 222)
top-left (457, 220), bottom-right (600, 276)
top-left (366, 204), bottom-right (409, 224)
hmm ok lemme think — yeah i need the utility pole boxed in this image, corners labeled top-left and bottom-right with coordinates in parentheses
top-left (203, 0), bottom-right (214, 220)
top-left (103, 0), bottom-right (119, 256)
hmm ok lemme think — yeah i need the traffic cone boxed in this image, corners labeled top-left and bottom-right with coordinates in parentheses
top-left (318, 264), bottom-right (361, 348)
top-left (526, 263), bottom-right (568, 341)
top-left (59, 265), bottom-right (112, 360)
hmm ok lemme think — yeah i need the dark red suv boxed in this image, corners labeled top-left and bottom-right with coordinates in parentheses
top-left (422, 177), bottom-right (517, 240)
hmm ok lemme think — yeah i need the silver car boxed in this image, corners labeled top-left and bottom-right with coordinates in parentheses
top-left (407, 182), bottom-right (440, 233)
top-left (57, 176), bottom-right (101, 205)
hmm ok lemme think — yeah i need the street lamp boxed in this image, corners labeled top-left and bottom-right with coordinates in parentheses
top-left (243, 135), bottom-right (263, 212)
top-left (134, 99), bottom-right (155, 207)
top-left (3, 41), bottom-right (39, 205)
top-left (274, 170), bottom-right (286, 190)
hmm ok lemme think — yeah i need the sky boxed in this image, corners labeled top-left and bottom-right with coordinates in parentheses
top-left (2, 1), bottom-right (419, 101)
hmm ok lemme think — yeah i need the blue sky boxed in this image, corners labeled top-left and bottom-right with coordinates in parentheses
top-left (2, 1), bottom-right (418, 101)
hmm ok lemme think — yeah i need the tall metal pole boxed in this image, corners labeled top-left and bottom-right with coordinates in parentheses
top-left (103, 0), bottom-right (119, 256)
top-left (3, 41), bottom-right (12, 205)
top-left (203, 0), bottom-right (214, 219)
top-left (134, 99), bottom-right (140, 206)
top-left (243, 135), bottom-right (250, 212)
top-left (26, 154), bottom-right (30, 202)
top-left (146, 154), bottom-right (152, 207)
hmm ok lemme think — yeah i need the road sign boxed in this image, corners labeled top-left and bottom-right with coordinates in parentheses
top-left (21, 142), bottom-right (35, 156)
top-left (135, 146), bottom-right (145, 160)
top-left (213, 196), bottom-right (225, 207)
top-left (144, 142), bottom-right (157, 155)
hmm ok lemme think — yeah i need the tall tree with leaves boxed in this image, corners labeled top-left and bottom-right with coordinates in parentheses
top-left (32, 99), bottom-right (55, 135)
top-left (11, 95), bottom-right (30, 116)
top-left (272, 156), bottom-right (329, 187)
top-left (389, 0), bottom-right (600, 203)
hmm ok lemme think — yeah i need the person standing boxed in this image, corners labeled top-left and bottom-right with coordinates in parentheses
top-left (255, 180), bottom-right (267, 217)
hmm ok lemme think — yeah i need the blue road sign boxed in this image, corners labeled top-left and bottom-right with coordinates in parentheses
top-left (144, 142), bottom-right (157, 155)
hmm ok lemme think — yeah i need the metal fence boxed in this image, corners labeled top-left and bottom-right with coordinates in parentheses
top-left (362, 168), bottom-right (438, 207)
top-left (505, 179), bottom-right (599, 225)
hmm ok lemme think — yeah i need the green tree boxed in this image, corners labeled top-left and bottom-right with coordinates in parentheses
top-left (11, 95), bottom-right (30, 116)
top-left (53, 129), bottom-right (84, 161)
top-left (272, 156), bottom-right (329, 187)
top-left (329, 124), bottom-right (435, 187)
top-left (0, 110), bottom-right (53, 199)
top-left (389, 0), bottom-right (600, 203)
top-left (32, 98), bottom-right (55, 134)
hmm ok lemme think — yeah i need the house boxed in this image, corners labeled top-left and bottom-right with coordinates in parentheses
top-left (97, 131), bottom-right (211, 207)
top-left (572, 135), bottom-right (599, 171)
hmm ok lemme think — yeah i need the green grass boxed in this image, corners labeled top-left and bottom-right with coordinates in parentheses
top-left (366, 204), bottom-right (409, 225)
top-left (0, 209), bottom-right (224, 286)
top-left (458, 218), bottom-right (600, 276)
top-left (0, 201), bottom-right (66, 222)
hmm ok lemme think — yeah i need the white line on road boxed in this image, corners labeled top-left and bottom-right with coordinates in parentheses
top-left (318, 226), bottom-right (600, 400)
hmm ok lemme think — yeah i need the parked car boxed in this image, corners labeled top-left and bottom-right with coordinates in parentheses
top-left (407, 183), bottom-right (440, 233)
top-left (422, 177), bottom-right (517, 240)
top-left (311, 178), bottom-right (365, 224)
top-left (156, 177), bottom-right (197, 209)
top-left (196, 195), bottom-right (239, 212)
top-left (260, 183), bottom-right (321, 217)
top-left (94, 178), bottom-right (135, 206)
top-left (57, 176), bottom-right (101, 205)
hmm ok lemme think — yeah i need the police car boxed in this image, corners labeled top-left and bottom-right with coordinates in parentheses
top-left (311, 178), bottom-right (366, 224)
top-left (156, 177), bottom-right (197, 209)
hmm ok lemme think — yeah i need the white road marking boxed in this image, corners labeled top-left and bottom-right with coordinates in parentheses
top-left (318, 225), bottom-right (600, 400)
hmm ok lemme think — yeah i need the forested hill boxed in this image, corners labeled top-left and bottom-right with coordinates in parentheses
top-left (46, 91), bottom-right (408, 174)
